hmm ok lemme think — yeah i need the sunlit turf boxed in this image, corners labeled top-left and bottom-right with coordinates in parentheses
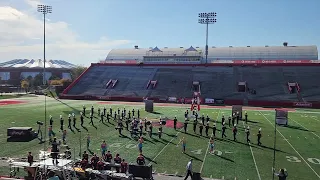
top-left (0, 96), bottom-right (319, 180)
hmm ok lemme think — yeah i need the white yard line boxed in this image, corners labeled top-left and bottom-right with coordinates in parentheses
top-left (289, 118), bottom-right (320, 139)
top-left (310, 116), bottom-right (320, 122)
top-left (147, 131), bottom-right (181, 166)
top-left (200, 109), bottom-right (221, 173)
top-left (242, 121), bottom-right (261, 180)
top-left (259, 111), bottom-right (320, 179)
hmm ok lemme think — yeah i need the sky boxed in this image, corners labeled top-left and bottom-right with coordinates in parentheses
top-left (0, 0), bottom-right (319, 66)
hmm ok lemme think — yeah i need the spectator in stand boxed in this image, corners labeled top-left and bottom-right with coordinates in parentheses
top-left (120, 159), bottom-right (128, 173)
top-left (27, 152), bottom-right (33, 166)
top-left (136, 153), bottom-right (145, 165)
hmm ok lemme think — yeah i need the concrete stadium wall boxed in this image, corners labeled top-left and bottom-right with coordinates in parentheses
top-left (59, 94), bottom-right (320, 108)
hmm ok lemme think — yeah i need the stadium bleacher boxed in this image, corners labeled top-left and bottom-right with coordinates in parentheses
top-left (62, 63), bottom-right (320, 104)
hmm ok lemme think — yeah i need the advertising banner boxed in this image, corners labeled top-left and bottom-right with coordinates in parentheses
top-left (233, 60), bottom-right (313, 64)
top-left (168, 97), bottom-right (177, 102)
top-left (214, 99), bottom-right (225, 105)
top-left (99, 96), bottom-right (110, 100)
top-left (293, 102), bottom-right (312, 107)
top-left (205, 98), bottom-right (215, 104)
top-left (178, 98), bottom-right (204, 104)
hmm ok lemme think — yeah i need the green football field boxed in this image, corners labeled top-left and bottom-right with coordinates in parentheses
top-left (0, 96), bottom-right (320, 180)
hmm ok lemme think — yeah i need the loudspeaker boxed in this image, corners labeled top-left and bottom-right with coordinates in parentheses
top-left (128, 164), bottom-right (152, 179)
top-left (145, 100), bottom-right (154, 112)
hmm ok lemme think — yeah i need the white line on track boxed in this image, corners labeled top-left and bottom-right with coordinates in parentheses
top-left (242, 121), bottom-right (261, 180)
top-left (200, 109), bottom-right (221, 173)
top-left (259, 111), bottom-right (320, 179)
top-left (289, 118), bottom-right (320, 139)
top-left (147, 131), bottom-right (181, 166)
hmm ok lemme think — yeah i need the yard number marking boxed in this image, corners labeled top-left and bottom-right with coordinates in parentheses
top-left (307, 158), bottom-right (320, 165)
top-left (191, 149), bottom-right (223, 156)
top-left (286, 156), bottom-right (301, 163)
top-left (286, 156), bottom-right (320, 165)
top-left (109, 143), bottom-right (137, 149)
top-left (191, 149), bottom-right (202, 155)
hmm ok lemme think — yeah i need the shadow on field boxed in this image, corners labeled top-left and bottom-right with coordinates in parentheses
top-left (151, 111), bottom-right (162, 115)
top-left (246, 120), bottom-right (259, 124)
top-left (55, 98), bottom-right (80, 112)
top-left (81, 125), bottom-right (88, 131)
top-left (185, 153), bottom-right (202, 162)
top-left (286, 125), bottom-right (311, 132)
top-left (143, 155), bottom-right (157, 164)
top-left (215, 154), bottom-right (234, 162)
top-left (144, 138), bottom-right (156, 144)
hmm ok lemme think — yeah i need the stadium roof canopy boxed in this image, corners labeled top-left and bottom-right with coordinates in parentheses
top-left (106, 45), bottom-right (318, 61)
top-left (0, 59), bottom-right (77, 69)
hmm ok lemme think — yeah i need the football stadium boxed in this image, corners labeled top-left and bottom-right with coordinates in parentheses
top-left (1, 43), bottom-right (320, 180)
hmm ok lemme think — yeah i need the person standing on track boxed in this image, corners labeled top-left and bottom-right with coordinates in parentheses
top-left (184, 159), bottom-right (193, 180)
top-left (245, 126), bottom-right (250, 143)
top-left (49, 115), bottom-right (53, 126)
top-left (205, 121), bottom-right (210, 136)
top-left (67, 114), bottom-right (72, 129)
top-left (109, 107), bottom-right (112, 116)
top-left (149, 123), bottom-right (153, 138)
top-left (60, 115), bottom-right (64, 130)
top-left (174, 116), bottom-right (178, 130)
top-left (199, 123), bottom-right (203, 136)
top-left (257, 128), bottom-right (262, 146)
top-left (184, 118), bottom-right (188, 133)
top-left (158, 125), bottom-right (163, 139)
top-left (72, 113), bottom-right (76, 127)
top-left (91, 105), bottom-right (94, 116)
top-left (209, 136), bottom-right (215, 154)
top-left (232, 124), bottom-right (238, 141)
top-left (222, 122), bottom-right (227, 138)
top-left (83, 105), bottom-right (86, 116)
top-left (101, 140), bottom-right (107, 156)
top-left (245, 111), bottom-right (248, 124)
top-left (212, 123), bottom-right (217, 137)
top-left (80, 112), bottom-right (84, 126)
top-left (177, 137), bottom-right (186, 153)
top-left (138, 136), bottom-right (144, 153)
top-left (193, 119), bottom-right (197, 133)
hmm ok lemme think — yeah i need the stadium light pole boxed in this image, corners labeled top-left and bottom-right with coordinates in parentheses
top-left (198, 12), bottom-right (217, 64)
top-left (37, 4), bottom-right (52, 150)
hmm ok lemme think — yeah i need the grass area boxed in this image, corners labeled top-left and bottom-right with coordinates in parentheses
top-left (0, 94), bottom-right (37, 99)
top-left (0, 97), bottom-right (320, 179)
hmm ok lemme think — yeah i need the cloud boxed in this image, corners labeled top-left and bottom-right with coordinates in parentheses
top-left (0, 0), bottom-right (131, 66)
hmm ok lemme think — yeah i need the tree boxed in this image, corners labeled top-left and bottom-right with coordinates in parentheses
top-left (21, 80), bottom-right (29, 93)
top-left (70, 66), bottom-right (87, 81)
top-left (33, 73), bottom-right (44, 87)
top-left (49, 75), bottom-right (61, 80)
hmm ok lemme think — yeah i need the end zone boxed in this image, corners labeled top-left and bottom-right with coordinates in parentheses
top-left (0, 100), bottom-right (27, 106)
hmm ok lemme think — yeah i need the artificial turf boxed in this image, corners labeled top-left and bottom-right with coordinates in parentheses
top-left (0, 96), bottom-right (319, 180)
